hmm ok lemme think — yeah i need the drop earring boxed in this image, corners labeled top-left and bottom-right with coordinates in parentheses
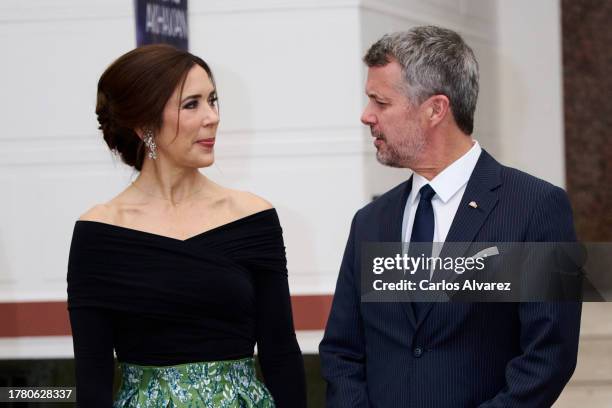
top-left (143, 129), bottom-right (157, 160)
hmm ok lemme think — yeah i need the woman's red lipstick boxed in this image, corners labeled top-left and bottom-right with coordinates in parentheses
top-left (196, 138), bottom-right (215, 148)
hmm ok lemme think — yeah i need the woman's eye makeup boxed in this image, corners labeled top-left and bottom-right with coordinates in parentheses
top-left (183, 100), bottom-right (199, 109)
top-left (181, 92), bottom-right (217, 109)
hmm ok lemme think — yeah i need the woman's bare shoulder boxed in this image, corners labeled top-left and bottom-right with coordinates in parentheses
top-left (77, 186), bottom-right (139, 223)
top-left (225, 188), bottom-right (274, 217)
top-left (79, 191), bottom-right (129, 224)
top-left (78, 202), bottom-right (119, 223)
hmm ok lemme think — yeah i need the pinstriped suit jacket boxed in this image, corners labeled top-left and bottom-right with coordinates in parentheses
top-left (319, 150), bottom-right (582, 408)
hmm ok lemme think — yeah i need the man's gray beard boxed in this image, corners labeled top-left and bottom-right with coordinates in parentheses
top-left (374, 129), bottom-right (426, 168)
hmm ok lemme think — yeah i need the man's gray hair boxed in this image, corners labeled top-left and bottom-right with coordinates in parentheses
top-left (364, 25), bottom-right (479, 135)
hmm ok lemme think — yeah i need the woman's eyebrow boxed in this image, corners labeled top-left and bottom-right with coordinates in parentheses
top-left (181, 89), bottom-right (216, 104)
top-left (180, 94), bottom-right (202, 104)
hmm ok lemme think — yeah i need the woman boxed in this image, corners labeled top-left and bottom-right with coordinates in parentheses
top-left (67, 44), bottom-right (307, 407)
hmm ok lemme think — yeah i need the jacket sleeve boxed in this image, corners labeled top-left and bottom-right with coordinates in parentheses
top-left (479, 186), bottom-right (582, 408)
top-left (319, 213), bottom-right (370, 407)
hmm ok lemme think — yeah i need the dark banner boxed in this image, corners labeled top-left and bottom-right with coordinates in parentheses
top-left (135, 0), bottom-right (189, 50)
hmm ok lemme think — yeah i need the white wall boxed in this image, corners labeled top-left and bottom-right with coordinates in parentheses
top-left (0, 0), bottom-right (138, 301)
top-left (495, 0), bottom-right (565, 187)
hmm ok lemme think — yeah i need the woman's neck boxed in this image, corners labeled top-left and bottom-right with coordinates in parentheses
top-left (132, 164), bottom-right (211, 206)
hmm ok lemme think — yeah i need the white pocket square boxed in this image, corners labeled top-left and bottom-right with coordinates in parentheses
top-left (469, 246), bottom-right (499, 259)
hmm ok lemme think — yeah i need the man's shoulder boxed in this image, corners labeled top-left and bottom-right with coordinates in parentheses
top-left (476, 148), bottom-right (562, 197)
top-left (496, 162), bottom-right (575, 240)
top-left (498, 163), bottom-right (566, 199)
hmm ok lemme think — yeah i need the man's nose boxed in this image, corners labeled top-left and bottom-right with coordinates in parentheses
top-left (361, 104), bottom-right (376, 126)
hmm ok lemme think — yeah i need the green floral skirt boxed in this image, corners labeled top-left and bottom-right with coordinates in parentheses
top-left (113, 357), bottom-right (275, 408)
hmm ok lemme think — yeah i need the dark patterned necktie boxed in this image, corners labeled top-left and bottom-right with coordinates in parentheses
top-left (409, 184), bottom-right (436, 317)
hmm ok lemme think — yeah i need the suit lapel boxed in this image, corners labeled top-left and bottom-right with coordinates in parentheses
top-left (415, 150), bottom-right (502, 327)
top-left (444, 150), bottom-right (501, 245)
top-left (378, 176), bottom-right (417, 328)
top-left (380, 177), bottom-right (412, 245)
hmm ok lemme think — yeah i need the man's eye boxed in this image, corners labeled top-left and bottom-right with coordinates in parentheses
top-left (375, 100), bottom-right (387, 106)
top-left (183, 100), bottom-right (198, 109)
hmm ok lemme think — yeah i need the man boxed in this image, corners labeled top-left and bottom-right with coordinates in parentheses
top-left (319, 26), bottom-right (581, 407)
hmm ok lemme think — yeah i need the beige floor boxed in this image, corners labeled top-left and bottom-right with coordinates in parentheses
top-left (554, 303), bottom-right (612, 407)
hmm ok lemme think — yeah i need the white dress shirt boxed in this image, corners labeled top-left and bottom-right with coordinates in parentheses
top-left (401, 141), bottom-right (482, 253)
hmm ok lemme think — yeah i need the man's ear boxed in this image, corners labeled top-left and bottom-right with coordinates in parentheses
top-left (424, 94), bottom-right (450, 127)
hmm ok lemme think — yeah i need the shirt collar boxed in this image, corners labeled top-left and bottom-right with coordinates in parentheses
top-left (411, 140), bottom-right (482, 204)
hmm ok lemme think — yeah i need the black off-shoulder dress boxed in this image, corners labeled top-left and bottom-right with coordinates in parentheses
top-left (67, 208), bottom-right (307, 407)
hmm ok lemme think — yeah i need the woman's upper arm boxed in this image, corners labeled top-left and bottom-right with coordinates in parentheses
top-left (252, 226), bottom-right (307, 407)
top-left (67, 220), bottom-right (115, 406)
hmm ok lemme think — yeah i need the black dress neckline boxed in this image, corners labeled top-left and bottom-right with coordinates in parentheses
top-left (74, 207), bottom-right (276, 243)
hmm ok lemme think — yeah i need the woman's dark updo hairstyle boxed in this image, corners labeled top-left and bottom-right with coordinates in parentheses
top-left (96, 44), bottom-right (215, 171)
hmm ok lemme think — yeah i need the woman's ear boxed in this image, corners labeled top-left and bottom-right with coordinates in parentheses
top-left (134, 128), bottom-right (145, 140)
top-left (135, 126), bottom-right (156, 141)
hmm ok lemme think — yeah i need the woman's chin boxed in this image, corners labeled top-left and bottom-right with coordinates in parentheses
top-left (195, 155), bottom-right (214, 169)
